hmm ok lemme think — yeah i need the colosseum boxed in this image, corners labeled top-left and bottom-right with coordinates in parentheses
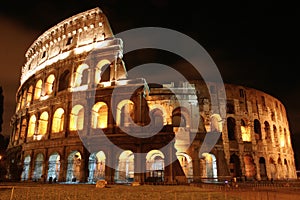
top-left (6, 7), bottom-right (297, 184)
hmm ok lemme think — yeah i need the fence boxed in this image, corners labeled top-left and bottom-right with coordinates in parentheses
top-left (0, 183), bottom-right (299, 200)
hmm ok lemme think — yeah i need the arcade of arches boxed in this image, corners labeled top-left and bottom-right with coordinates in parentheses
top-left (8, 7), bottom-right (297, 184)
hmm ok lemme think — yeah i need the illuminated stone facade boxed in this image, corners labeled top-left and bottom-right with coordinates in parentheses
top-left (6, 7), bottom-right (297, 183)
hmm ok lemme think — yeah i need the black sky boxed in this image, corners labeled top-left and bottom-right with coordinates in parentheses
top-left (1, 0), bottom-right (299, 167)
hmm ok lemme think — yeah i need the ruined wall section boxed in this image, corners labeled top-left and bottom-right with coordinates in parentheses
top-left (20, 7), bottom-right (113, 86)
top-left (224, 83), bottom-right (296, 179)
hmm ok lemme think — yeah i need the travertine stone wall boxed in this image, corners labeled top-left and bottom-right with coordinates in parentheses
top-left (6, 7), bottom-right (297, 183)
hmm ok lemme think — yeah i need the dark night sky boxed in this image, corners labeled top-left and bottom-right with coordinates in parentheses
top-left (1, 0), bottom-right (299, 167)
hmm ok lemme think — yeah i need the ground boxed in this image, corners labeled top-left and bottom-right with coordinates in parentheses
top-left (1, 182), bottom-right (300, 200)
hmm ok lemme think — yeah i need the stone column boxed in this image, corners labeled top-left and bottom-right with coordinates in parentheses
top-left (254, 157), bottom-right (261, 181)
top-left (59, 146), bottom-right (67, 182)
top-left (164, 144), bottom-right (176, 184)
top-left (29, 150), bottom-right (35, 181)
top-left (189, 146), bottom-right (201, 182)
top-left (134, 146), bottom-right (146, 183)
top-left (105, 147), bottom-right (116, 184)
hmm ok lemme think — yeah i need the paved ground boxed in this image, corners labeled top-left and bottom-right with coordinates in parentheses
top-left (1, 182), bottom-right (300, 200)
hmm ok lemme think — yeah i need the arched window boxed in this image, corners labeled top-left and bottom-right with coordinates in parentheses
top-left (210, 114), bottom-right (223, 132)
top-left (88, 151), bottom-right (106, 183)
top-left (269, 157), bottom-right (277, 179)
top-left (47, 152), bottom-right (61, 181)
top-left (264, 121), bottom-right (271, 140)
top-left (66, 151), bottom-right (82, 182)
top-left (146, 150), bottom-right (165, 182)
top-left (95, 59), bottom-right (111, 83)
top-left (116, 150), bottom-right (134, 183)
top-left (73, 64), bottom-right (89, 87)
top-left (176, 152), bottom-right (193, 180)
top-left (229, 154), bottom-right (241, 177)
top-left (45, 74), bottom-right (55, 95)
top-left (91, 102), bottom-right (108, 129)
top-left (37, 111), bottom-right (49, 136)
top-left (201, 153), bottom-right (218, 180)
top-left (52, 108), bottom-right (65, 133)
top-left (244, 155), bottom-right (256, 178)
top-left (172, 107), bottom-right (187, 127)
top-left (26, 86), bottom-right (33, 106)
top-left (116, 100), bottom-right (134, 127)
top-left (283, 159), bottom-right (289, 178)
top-left (150, 108), bottom-right (164, 127)
top-left (32, 153), bottom-right (44, 181)
top-left (241, 119), bottom-right (251, 142)
top-left (27, 115), bottom-right (37, 137)
top-left (34, 79), bottom-right (43, 100)
top-left (254, 119), bottom-right (262, 140)
top-left (148, 104), bottom-right (168, 125)
top-left (58, 70), bottom-right (70, 91)
top-left (21, 155), bottom-right (31, 181)
top-left (227, 117), bottom-right (236, 140)
top-left (70, 105), bottom-right (84, 131)
top-left (259, 157), bottom-right (267, 180)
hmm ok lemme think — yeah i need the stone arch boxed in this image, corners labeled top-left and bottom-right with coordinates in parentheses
top-left (66, 151), bottom-right (82, 182)
top-left (243, 155), bottom-right (256, 179)
top-left (73, 64), bottom-right (89, 87)
top-left (95, 59), bottom-right (111, 83)
top-left (172, 107), bottom-right (190, 128)
top-left (21, 155), bottom-right (31, 181)
top-left (284, 128), bottom-right (290, 147)
top-left (26, 85), bottom-right (33, 106)
top-left (47, 152), bottom-right (60, 182)
top-left (283, 159), bottom-right (289, 178)
top-left (36, 111), bottom-right (49, 139)
top-left (27, 115), bottom-right (37, 138)
top-left (58, 70), bottom-right (70, 91)
top-left (279, 126), bottom-right (285, 147)
top-left (210, 114), bottom-right (223, 132)
top-left (34, 79), bottom-right (43, 100)
top-left (45, 74), bottom-right (55, 95)
top-left (52, 108), bottom-right (65, 133)
top-left (115, 150), bottom-right (134, 183)
top-left (269, 157), bottom-right (277, 180)
top-left (116, 100), bottom-right (134, 127)
top-left (20, 118), bottom-right (27, 139)
top-left (254, 119), bottom-right (262, 140)
top-left (32, 153), bottom-right (44, 181)
top-left (259, 157), bottom-right (267, 180)
top-left (70, 105), bottom-right (84, 131)
top-left (241, 119), bottom-right (251, 142)
top-left (277, 157), bottom-right (283, 179)
top-left (146, 150), bottom-right (165, 182)
top-left (91, 102), bottom-right (108, 129)
top-left (88, 151), bottom-right (106, 183)
top-left (149, 104), bottom-right (168, 125)
top-left (264, 121), bottom-right (271, 140)
top-left (176, 152), bottom-right (193, 180)
top-left (201, 153), bottom-right (218, 181)
top-left (229, 154), bottom-right (241, 178)
top-left (227, 117), bottom-right (236, 141)
top-left (149, 108), bottom-right (164, 127)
